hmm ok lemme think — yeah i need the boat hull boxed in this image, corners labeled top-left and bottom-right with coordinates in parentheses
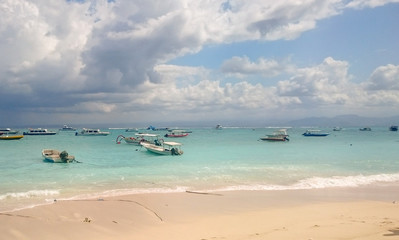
top-left (42, 149), bottom-right (75, 163)
top-left (302, 133), bottom-right (329, 137)
top-left (260, 136), bottom-right (288, 141)
top-left (141, 142), bottom-right (183, 155)
top-left (23, 132), bottom-right (57, 135)
top-left (0, 135), bottom-right (24, 140)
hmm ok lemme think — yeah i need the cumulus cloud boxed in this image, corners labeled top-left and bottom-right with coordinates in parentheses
top-left (365, 64), bottom-right (399, 91)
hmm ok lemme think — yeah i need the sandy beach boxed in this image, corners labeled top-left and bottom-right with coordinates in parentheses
top-left (1, 186), bottom-right (399, 240)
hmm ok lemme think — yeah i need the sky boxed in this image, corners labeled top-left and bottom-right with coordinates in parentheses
top-left (1, 0), bottom-right (399, 127)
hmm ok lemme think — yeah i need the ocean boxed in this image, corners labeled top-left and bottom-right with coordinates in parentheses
top-left (1, 126), bottom-right (398, 212)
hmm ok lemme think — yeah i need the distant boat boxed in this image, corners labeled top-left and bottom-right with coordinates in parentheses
top-left (302, 129), bottom-right (329, 137)
top-left (116, 133), bottom-right (159, 145)
top-left (0, 128), bottom-right (19, 134)
top-left (42, 149), bottom-right (76, 163)
top-left (389, 126), bottom-right (398, 131)
top-left (147, 125), bottom-right (169, 131)
top-left (260, 129), bottom-right (289, 142)
top-left (59, 125), bottom-right (76, 131)
top-left (215, 124), bottom-right (223, 130)
top-left (164, 130), bottom-right (189, 138)
top-left (0, 135), bottom-right (24, 140)
top-left (125, 128), bottom-right (139, 132)
top-left (333, 127), bottom-right (342, 131)
top-left (75, 128), bottom-right (110, 136)
top-left (359, 127), bottom-right (371, 131)
top-left (23, 128), bottom-right (57, 135)
top-left (141, 141), bottom-right (183, 155)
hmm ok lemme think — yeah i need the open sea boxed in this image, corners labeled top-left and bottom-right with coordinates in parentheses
top-left (1, 126), bottom-right (399, 212)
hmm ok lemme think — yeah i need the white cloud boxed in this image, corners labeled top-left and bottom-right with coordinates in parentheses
top-left (345, 0), bottom-right (399, 9)
top-left (0, 0), bottom-right (398, 125)
top-left (365, 64), bottom-right (399, 90)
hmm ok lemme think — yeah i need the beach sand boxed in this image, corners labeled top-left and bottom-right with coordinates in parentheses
top-left (1, 186), bottom-right (399, 240)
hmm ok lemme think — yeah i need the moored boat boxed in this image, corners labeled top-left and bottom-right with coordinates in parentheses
top-left (260, 129), bottom-right (289, 142)
top-left (0, 135), bottom-right (24, 140)
top-left (23, 128), bottom-right (57, 135)
top-left (141, 141), bottom-right (183, 155)
top-left (59, 125), bottom-right (76, 131)
top-left (302, 129), bottom-right (329, 137)
top-left (164, 130), bottom-right (189, 138)
top-left (389, 126), bottom-right (398, 131)
top-left (0, 128), bottom-right (19, 134)
top-left (116, 133), bottom-right (159, 145)
top-left (359, 127), bottom-right (371, 131)
top-left (75, 128), bottom-right (110, 136)
top-left (42, 149), bottom-right (76, 163)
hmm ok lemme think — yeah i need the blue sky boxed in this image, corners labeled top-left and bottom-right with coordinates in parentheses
top-left (1, 0), bottom-right (399, 127)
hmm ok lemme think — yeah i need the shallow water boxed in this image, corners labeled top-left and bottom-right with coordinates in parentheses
top-left (1, 126), bottom-right (398, 212)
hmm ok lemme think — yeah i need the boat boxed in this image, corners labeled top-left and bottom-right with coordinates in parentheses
top-left (59, 125), bottom-right (76, 131)
top-left (125, 128), bottom-right (139, 132)
top-left (389, 126), bottom-right (398, 131)
top-left (116, 133), bottom-right (159, 145)
top-left (23, 128), bottom-right (57, 135)
top-left (75, 128), bottom-right (110, 136)
top-left (147, 125), bottom-right (169, 131)
top-left (359, 127), bottom-right (371, 131)
top-left (333, 127), bottom-right (342, 131)
top-left (42, 149), bottom-right (76, 163)
top-left (302, 129), bottom-right (330, 137)
top-left (164, 130), bottom-right (189, 138)
top-left (215, 124), bottom-right (223, 130)
top-left (0, 128), bottom-right (19, 134)
top-left (0, 135), bottom-right (24, 140)
top-left (260, 129), bottom-right (289, 141)
top-left (141, 141), bottom-right (183, 155)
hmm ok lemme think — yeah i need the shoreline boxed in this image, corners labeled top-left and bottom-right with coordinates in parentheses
top-left (2, 186), bottom-right (399, 240)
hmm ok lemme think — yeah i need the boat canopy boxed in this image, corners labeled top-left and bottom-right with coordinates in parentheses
top-left (163, 141), bottom-right (182, 146)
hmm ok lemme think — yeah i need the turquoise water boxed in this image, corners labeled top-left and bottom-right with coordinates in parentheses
top-left (1, 127), bottom-right (399, 212)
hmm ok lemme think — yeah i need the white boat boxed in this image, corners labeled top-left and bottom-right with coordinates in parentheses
top-left (215, 124), bottom-right (223, 129)
top-left (75, 128), bottom-right (110, 136)
top-left (42, 149), bottom-right (76, 163)
top-left (23, 128), bottom-right (57, 135)
top-left (0, 128), bottom-right (19, 134)
top-left (116, 133), bottom-right (159, 145)
top-left (333, 127), bottom-right (342, 131)
top-left (125, 128), bottom-right (139, 132)
top-left (302, 129), bottom-right (329, 137)
top-left (260, 129), bottom-right (289, 141)
top-left (59, 125), bottom-right (76, 131)
top-left (141, 141), bottom-right (183, 155)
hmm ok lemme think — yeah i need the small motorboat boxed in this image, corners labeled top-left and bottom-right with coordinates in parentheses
top-left (0, 128), bottom-right (19, 134)
top-left (302, 129), bottom-right (330, 137)
top-left (260, 129), bottom-right (289, 142)
top-left (359, 127), bottom-right (371, 131)
top-left (116, 133), bottom-right (159, 145)
top-left (389, 126), bottom-right (398, 131)
top-left (59, 125), bottom-right (77, 131)
top-left (141, 141), bottom-right (183, 155)
top-left (0, 135), bottom-right (24, 140)
top-left (164, 130), bottom-right (189, 138)
top-left (42, 149), bottom-right (76, 163)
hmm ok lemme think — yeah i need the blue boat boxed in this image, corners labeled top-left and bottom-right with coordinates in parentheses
top-left (302, 130), bottom-right (329, 137)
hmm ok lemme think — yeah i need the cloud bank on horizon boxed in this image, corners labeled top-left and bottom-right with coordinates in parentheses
top-left (1, 0), bottom-right (398, 126)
